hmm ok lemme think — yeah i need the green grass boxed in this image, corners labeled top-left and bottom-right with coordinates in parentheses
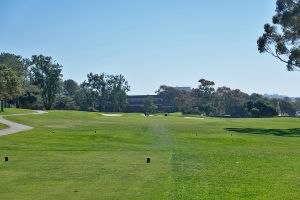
top-left (0, 108), bottom-right (34, 115)
top-left (0, 109), bottom-right (300, 199)
top-left (0, 123), bottom-right (8, 130)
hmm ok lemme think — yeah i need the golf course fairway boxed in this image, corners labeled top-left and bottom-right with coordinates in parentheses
top-left (0, 109), bottom-right (299, 199)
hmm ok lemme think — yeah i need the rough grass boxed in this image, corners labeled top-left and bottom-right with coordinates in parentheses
top-left (0, 123), bottom-right (8, 130)
top-left (0, 109), bottom-right (300, 199)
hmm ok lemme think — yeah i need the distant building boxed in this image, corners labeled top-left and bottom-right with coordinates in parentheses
top-left (126, 95), bottom-right (162, 112)
top-left (126, 87), bottom-right (191, 112)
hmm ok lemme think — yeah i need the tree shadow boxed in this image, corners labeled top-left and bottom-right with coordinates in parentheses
top-left (225, 128), bottom-right (300, 137)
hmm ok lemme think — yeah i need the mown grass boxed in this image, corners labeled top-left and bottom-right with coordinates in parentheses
top-left (0, 109), bottom-right (300, 199)
top-left (0, 108), bottom-right (34, 115)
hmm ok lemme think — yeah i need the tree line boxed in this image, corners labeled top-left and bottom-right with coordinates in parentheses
top-left (1, 52), bottom-right (299, 118)
top-left (154, 79), bottom-right (300, 118)
top-left (0, 53), bottom-right (130, 112)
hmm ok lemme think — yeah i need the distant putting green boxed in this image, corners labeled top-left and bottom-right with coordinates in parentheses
top-left (0, 109), bottom-right (300, 199)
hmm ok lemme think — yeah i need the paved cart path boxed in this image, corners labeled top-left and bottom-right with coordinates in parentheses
top-left (0, 110), bottom-right (47, 136)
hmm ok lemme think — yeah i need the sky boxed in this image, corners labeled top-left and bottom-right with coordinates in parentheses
top-left (1, 0), bottom-right (299, 96)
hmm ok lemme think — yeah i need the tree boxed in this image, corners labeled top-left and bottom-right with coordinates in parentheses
top-left (278, 97), bottom-right (297, 116)
top-left (249, 93), bottom-right (264, 102)
top-left (17, 83), bottom-right (40, 109)
top-left (0, 53), bottom-right (31, 108)
top-left (257, 0), bottom-right (300, 70)
top-left (30, 55), bottom-right (63, 110)
top-left (175, 90), bottom-right (193, 113)
top-left (156, 86), bottom-right (181, 112)
top-left (215, 87), bottom-right (249, 117)
top-left (192, 79), bottom-right (216, 116)
top-left (197, 79), bottom-right (215, 95)
top-left (54, 96), bottom-right (77, 110)
top-left (144, 96), bottom-right (157, 114)
top-left (74, 86), bottom-right (97, 111)
top-left (63, 79), bottom-right (79, 96)
top-left (247, 100), bottom-right (278, 117)
top-left (107, 74), bottom-right (130, 112)
top-left (0, 64), bottom-right (21, 111)
top-left (81, 73), bottom-right (108, 111)
top-left (79, 73), bottom-right (130, 112)
top-left (0, 53), bottom-right (29, 77)
top-left (294, 97), bottom-right (300, 111)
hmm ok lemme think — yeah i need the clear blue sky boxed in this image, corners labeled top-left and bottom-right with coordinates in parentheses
top-left (1, 0), bottom-right (299, 96)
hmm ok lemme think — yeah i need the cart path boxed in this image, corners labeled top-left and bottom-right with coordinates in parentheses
top-left (0, 110), bottom-right (48, 136)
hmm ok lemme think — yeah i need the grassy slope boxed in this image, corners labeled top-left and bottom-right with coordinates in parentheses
top-left (0, 110), bottom-right (300, 199)
top-left (0, 123), bottom-right (8, 130)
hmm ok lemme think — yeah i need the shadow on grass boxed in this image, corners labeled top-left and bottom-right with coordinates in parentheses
top-left (225, 128), bottom-right (300, 137)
